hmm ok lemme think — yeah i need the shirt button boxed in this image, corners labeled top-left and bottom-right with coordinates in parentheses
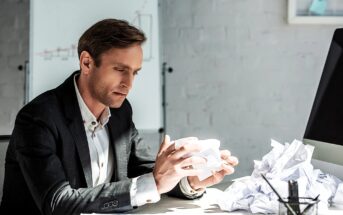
top-left (146, 199), bottom-right (152, 203)
top-left (101, 163), bottom-right (104, 168)
top-left (91, 121), bottom-right (96, 125)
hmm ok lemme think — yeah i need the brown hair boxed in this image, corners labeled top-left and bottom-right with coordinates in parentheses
top-left (78, 19), bottom-right (146, 67)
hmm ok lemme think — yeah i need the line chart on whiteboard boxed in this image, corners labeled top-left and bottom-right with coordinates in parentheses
top-left (35, 13), bottom-right (153, 62)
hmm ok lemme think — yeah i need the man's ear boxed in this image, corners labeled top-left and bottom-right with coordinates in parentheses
top-left (79, 51), bottom-right (94, 74)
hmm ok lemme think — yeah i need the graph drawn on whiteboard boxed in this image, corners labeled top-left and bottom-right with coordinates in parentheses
top-left (35, 13), bottom-right (153, 62)
top-left (35, 44), bottom-right (77, 61)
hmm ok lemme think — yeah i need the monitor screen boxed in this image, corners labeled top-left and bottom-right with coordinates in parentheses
top-left (304, 28), bottom-right (343, 169)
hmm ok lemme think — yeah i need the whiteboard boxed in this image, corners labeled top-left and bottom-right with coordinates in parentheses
top-left (30, 0), bottom-right (162, 130)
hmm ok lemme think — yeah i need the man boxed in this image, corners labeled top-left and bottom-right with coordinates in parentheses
top-left (0, 19), bottom-right (238, 214)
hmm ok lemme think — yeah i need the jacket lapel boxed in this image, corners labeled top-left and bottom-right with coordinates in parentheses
top-left (57, 71), bottom-right (93, 187)
top-left (68, 119), bottom-right (93, 187)
top-left (108, 114), bottom-right (128, 181)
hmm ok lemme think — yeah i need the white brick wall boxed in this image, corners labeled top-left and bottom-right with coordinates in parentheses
top-left (0, 0), bottom-right (29, 135)
top-left (0, 0), bottom-right (29, 202)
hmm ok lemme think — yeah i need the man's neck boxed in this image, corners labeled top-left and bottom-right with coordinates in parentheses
top-left (76, 76), bottom-right (106, 120)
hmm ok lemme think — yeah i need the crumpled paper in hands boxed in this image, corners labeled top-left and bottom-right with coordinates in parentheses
top-left (174, 137), bottom-right (222, 181)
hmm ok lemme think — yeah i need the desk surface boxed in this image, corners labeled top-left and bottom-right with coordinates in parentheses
top-left (129, 188), bottom-right (343, 214)
top-left (126, 188), bottom-right (248, 214)
top-left (88, 183), bottom-right (343, 215)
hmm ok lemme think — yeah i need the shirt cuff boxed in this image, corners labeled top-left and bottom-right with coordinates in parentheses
top-left (130, 173), bottom-right (160, 207)
top-left (179, 177), bottom-right (205, 197)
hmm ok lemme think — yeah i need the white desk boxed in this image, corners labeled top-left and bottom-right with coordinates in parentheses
top-left (127, 188), bottom-right (248, 214)
top-left (124, 188), bottom-right (343, 214)
top-left (89, 182), bottom-right (343, 214)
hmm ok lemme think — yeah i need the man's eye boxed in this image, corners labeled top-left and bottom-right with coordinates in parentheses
top-left (133, 71), bottom-right (139, 76)
top-left (114, 67), bottom-right (125, 72)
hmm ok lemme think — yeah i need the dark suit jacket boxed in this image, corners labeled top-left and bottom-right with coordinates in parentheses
top-left (0, 71), bottom-right (186, 215)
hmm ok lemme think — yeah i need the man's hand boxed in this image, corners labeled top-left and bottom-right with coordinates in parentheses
top-left (153, 135), bottom-right (207, 194)
top-left (187, 150), bottom-right (239, 190)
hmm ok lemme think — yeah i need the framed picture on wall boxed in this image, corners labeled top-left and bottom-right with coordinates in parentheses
top-left (288, 0), bottom-right (343, 24)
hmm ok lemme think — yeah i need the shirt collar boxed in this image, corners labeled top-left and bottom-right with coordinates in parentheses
top-left (73, 74), bottom-right (111, 132)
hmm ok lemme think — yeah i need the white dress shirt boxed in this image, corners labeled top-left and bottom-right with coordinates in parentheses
top-left (74, 75), bottom-right (114, 187)
top-left (73, 74), bottom-right (203, 207)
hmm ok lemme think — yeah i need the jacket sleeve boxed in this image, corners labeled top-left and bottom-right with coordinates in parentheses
top-left (123, 100), bottom-right (201, 200)
top-left (127, 123), bottom-right (156, 178)
top-left (126, 121), bottom-right (203, 200)
top-left (14, 108), bottom-right (134, 215)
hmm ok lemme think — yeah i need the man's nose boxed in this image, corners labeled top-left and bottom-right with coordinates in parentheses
top-left (121, 73), bottom-right (134, 89)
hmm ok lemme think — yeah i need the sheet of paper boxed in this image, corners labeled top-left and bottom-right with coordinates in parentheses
top-left (174, 138), bottom-right (222, 181)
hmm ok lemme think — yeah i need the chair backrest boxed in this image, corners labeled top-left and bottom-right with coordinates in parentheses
top-left (0, 141), bottom-right (9, 203)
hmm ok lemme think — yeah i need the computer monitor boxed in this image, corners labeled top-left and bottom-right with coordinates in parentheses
top-left (304, 28), bottom-right (343, 180)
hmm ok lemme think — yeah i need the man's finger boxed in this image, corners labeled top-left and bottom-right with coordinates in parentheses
top-left (162, 141), bottom-right (176, 157)
top-left (226, 156), bottom-right (239, 166)
top-left (220, 163), bottom-right (235, 175)
top-left (211, 171), bottom-right (226, 184)
top-left (179, 156), bottom-right (207, 168)
top-left (220, 150), bottom-right (231, 160)
top-left (158, 135), bottom-right (172, 156)
top-left (172, 143), bottom-right (203, 159)
top-left (220, 150), bottom-right (238, 166)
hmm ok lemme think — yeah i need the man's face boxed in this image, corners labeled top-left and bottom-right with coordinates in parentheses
top-left (87, 45), bottom-right (143, 108)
